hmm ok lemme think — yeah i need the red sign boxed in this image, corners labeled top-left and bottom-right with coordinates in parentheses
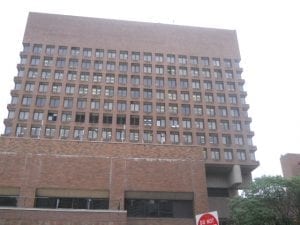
top-left (196, 211), bottom-right (219, 225)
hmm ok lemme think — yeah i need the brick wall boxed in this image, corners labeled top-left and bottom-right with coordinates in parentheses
top-left (0, 137), bottom-right (208, 224)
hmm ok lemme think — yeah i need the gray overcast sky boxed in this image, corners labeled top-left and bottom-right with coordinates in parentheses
top-left (1, 0), bottom-right (299, 178)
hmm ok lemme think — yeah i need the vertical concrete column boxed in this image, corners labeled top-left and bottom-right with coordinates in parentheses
top-left (109, 158), bottom-right (126, 210)
top-left (229, 165), bottom-right (242, 187)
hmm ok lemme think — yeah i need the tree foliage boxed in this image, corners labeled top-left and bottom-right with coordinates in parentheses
top-left (229, 176), bottom-right (300, 225)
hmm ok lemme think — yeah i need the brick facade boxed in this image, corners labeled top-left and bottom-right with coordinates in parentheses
top-left (0, 12), bottom-right (258, 224)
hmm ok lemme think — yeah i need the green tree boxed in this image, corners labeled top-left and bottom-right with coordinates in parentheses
top-left (229, 176), bottom-right (300, 225)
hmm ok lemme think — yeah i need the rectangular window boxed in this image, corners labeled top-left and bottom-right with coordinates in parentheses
top-left (201, 57), bottom-right (209, 66)
top-left (182, 119), bottom-right (192, 128)
top-left (179, 67), bottom-right (188, 76)
top-left (43, 57), bottom-right (53, 66)
top-left (51, 83), bottom-right (62, 93)
top-left (22, 96), bottom-right (32, 106)
top-left (196, 133), bottom-right (206, 144)
top-left (58, 46), bottom-right (67, 56)
top-left (155, 53), bottom-right (163, 62)
top-left (92, 86), bottom-right (101, 95)
top-left (214, 70), bottom-right (222, 79)
top-left (143, 53), bottom-right (152, 62)
top-left (78, 85), bottom-right (88, 95)
top-left (143, 131), bottom-right (153, 143)
top-left (131, 75), bottom-right (140, 85)
top-left (205, 93), bottom-right (214, 103)
top-left (190, 68), bottom-right (199, 77)
top-left (131, 88), bottom-right (140, 98)
top-left (130, 130), bottom-right (139, 142)
top-left (130, 115), bottom-right (140, 125)
top-left (180, 79), bottom-right (188, 89)
top-left (63, 98), bottom-right (73, 109)
top-left (213, 58), bottom-right (221, 67)
top-left (237, 150), bottom-right (246, 161)
top-left (94, 61), bottom-right (103, 71)
top-left (168, 78), bottom-right (176, 88)
top-left (75, 113), bottom-right (85, 123)
top-left (131, 63), bottom-right (140, 73)
top-left (30, 56), bottom-right (40, 65)
top-left (19, 111), bottom-right (29, 120)
top-left (190, 56), bottom-right (198, 65)
top-left (209, 134), bottom-right (218, 144)
top-left (156, 117), bottom-right (166, 128)
top-left (119, 51), bottom-right (128, 60)
top-left (224, 149), bottom-right (233, 160)
top-left (143, 89), bottom-right (152, 99)
top-left (118, 87), bottom-right (127, 97)
top-left (83, 48), bottom-right (92, 57)
top-left (102, 128), bottom-right (112, 141)
top-left (118, 74), bottom-right (127, 85)
top-left (77, 98), bottom-right (87, 109)
top-left (95, 49), bottom-right (104, 58)
top-left (157, 131), bottom-right (166, 144)
top-left (56, 58), bottom-right (66, 68)
top-left (104, 100), bottom-right (113, 111)
top-left (143, 64), bottom-right (152, 73)
top-left (222, 135), bottom-right (232, 145)
top-left (49, 98), bottom-right (60, 108)
top-left (167, 54), bottom-right (175, 64)
top-left (106, 62), bottom-right (115, 71)
top-left (45, 127), bottom-right (56, 137)
top-left (195, 119), bottom-right (204, 129)
top-left (156, 103), bottom-right (165, 113)
top-left (116, 129), bottom-right (126, 142)
top-left (167, 66), bottom-right (176, 75)
top-left (156, 90), bottom-right (165, 100)
top-left (220, 120), bottom-right (230, 131)
top-left (117, 115), bottom-right (126, 125)
top-left (125, 198), bottom-right (193, 218)
top-left (33, 44), bottom-right (43, 54)
top-left (88, 128), bottom-right (98, 140)
top-left (204, 81), bottom-right (212, 90)
top-left (105, 87), bottom-right (114, 97)
top-left (60, 127), bottom-right (70, 139)
top-left (155, 65), bottom-right (164, 75)
top-left (91, 99), bottom-right (100, 110)
top-left (119, 62), bottom-right (128, 72)
top-left (67, 71), bottom-right (77, 81)
top-left (117, 101), bottom-right (127, 112)
top-left (143, 77), bottom-right (152, 87)
top-left (194, 105), bottom-right (203, 115)
top-left (71, 47), bottom-right (80, 56)
top-left (181, 104), bottom-right (191, 116)
top-left (105, 74), bottom-right (115, 84)
top-left (130, 102), bottom-right (140, 112)
top-left (170, 132), bottom-right (179, 144)
top-left (211, 148), bottom-right (220, 160)
top-left (143, 117), bottom-right (153, 127)
top-left (143, 103), bottom-right (152, 113)
top-left (131, 52), bottom-right (140, 61)
top-left (208, 119), bottom-right (217, 130)
top-left (169, 104), bottom-right (178, 114)
top-left (61, 112), bottom-right (72, 122)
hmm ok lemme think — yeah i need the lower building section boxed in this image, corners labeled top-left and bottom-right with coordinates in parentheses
top-left (0, 137), bottom-right (207, 224)
top-left (0, 208), bottom-right (127, 225)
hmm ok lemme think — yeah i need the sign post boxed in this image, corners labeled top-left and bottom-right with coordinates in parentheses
top-left (195, 211), bottom-right (219, 225)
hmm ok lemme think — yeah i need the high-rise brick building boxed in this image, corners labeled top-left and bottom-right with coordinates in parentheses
top-left (281, 153), bottom-right (300, 178)
top-left (0, 12), bottom-right (258, 225)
